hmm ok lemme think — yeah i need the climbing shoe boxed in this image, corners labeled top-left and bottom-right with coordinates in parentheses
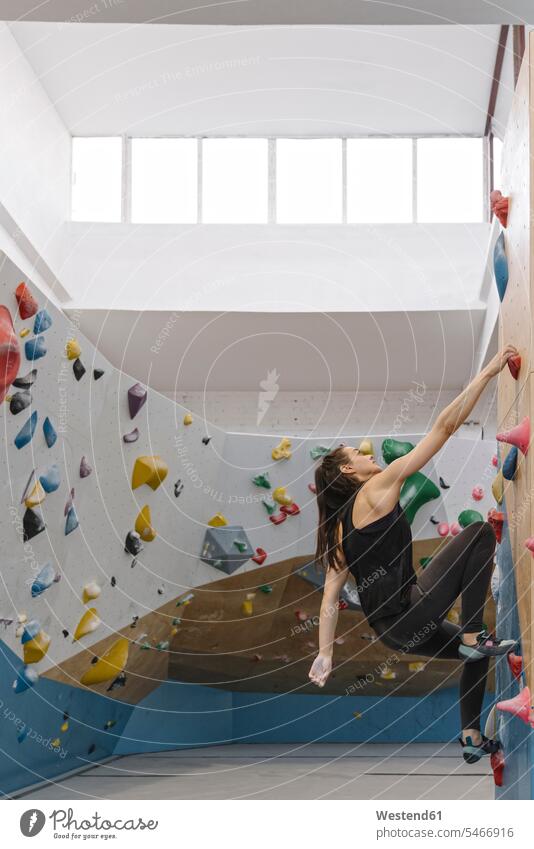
top-left (458, 630), bottom-right (517, 663)
top-left (459, 734), bottom-right (501, 764)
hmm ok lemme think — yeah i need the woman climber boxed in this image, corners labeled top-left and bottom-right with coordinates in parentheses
top-left (309, 344), bottom-right (519, 764)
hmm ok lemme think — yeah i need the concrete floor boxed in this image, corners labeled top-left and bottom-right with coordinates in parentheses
top-left (20, 743), bottom-right (494, 800)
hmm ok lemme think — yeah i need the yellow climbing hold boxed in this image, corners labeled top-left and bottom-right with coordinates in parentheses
top-left (242, 599), bottom-right (254, 616)
top-left (23, 630), bottom-right (51, 664)
top-left (380, 669), bottom-right (397, 680)
top-left (183, 413), bottom-right (193, 426)
top-left (447, 609), bottom-right (460, 625)
top-left (65, 338), bottom-right (81, 360)
top-left (20, 328), bottom-right (30, 338)
top-left (208, 513), bottom-right (228, 527)
top-left (272, 437), bottom-right (292, 461)
top-left (353, 711), bottom-right (362, 720)
top-left (60, 720), bottom-right (69, 733)
top-left (408, 662), bottom-right (426, 672)
top-left (80, 638), bottom-right (129, 686)
top-left (51, 738), bottom-right (61, 748)
top-left (131, 455), bottom-right (168, 491)
top-left (492, 470), bottom-right (504, 505)
top-left (25, 479), bottom-right (46, 508)
top-left (135, 504), bottom-right (156, 542)
top-left (358, 438), bottom-right (374, 456)
top-left (82, 581), bottom-right (101, 604)
top-left (73, 608), bottom-right (101, 641)
top-left (272, 486), bottom-right (292, 506)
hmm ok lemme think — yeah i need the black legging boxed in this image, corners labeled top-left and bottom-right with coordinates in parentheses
top-left (372, 521), bottom-right (496, 731)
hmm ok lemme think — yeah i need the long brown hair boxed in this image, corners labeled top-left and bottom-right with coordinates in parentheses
top-left (314, 445), bottom-right (362, 572)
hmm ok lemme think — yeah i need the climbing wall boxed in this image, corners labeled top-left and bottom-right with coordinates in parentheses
top-left (0, 249), bottom-right (497, 793)
top-left (492, 31), bottom-right (534, 798)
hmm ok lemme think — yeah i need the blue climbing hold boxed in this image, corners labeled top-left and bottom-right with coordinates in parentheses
top-left (14, 410), bottom-right (38, 449)
top-left (65, 505), bottom-right (79, 535)
top-left (25, 335), bottom-right (47, 361)
top-left (13, 666), bottom-right (39, 694)
top-left (39, 464), bottom-right (60, 493)
top-left (17, 726), bottom-right (29, 743)
top-left (43, 416), bottom-right (57, 448)
top-left (31, 563), bottom-right (56, 597)
top-left (503, 446), bottom-right (518, 481)
top-left (21, 619), bottom-right (41, 644)
top-left (494, 232), bottom-right (508, 301)
top-left (33, 309), bottom-right (52, 334)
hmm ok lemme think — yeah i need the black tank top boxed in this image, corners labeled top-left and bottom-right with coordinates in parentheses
top-left (341, 490), bottom-right (416, 626)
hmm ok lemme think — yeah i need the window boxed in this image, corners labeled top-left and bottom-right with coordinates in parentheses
top-left (416, 138), bottom-right (483, 223)
top-left (131, 138), bottom-right (197, 223)
top-left (347, 138), bottom-right (413, 223)
top-left (71, 137), bottom-right (122, 222)
top-left (276, 139), bottom-right (342, 223)
top-left (492, 136), bottom-right (503, 189)
top-left (202, 138), bottom-right (268, 223)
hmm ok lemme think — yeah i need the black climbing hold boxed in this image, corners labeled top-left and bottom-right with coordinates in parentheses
top-left (93, 369), bottom-right (105, 380)
top-left (439, 477), bottom-right (450, 490)
top-left (91, 656), bottom-right (99, 664)
top-left (107, 672), bottom-right (126, 692)
top-left (174, 480), bottom-right (184, 498)
top-left (429, 515), bottom-right (439, 525)
top-left (130, 616), bottom-right (139, 628)
top-left (62, 629), bottom-right (69, 638)
top-left (10, 391), bottom-right (32, 414)
top-left (111, 576), bottom-right (116, 587)
top-left (13, 369), bottom-right (37, 389)
top-left (131, 558), bottom-right (137, 569)
top-left (73, 358), bottom-right (86, 381)
top-left (125, 530), bottom-right (143, 555)
top-left (23, 508), bottom-right (45, 541)
top-left (88, 743), bottom-right (96, 754)
top-left (202, 436), bottom-right (211, 445)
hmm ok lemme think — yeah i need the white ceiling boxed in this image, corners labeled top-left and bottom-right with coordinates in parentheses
top-left (8, 23), bottom-right (502, 135)
top-left (72, 306), bottom-right (486, 392)
top-left (1, 1), bottom-right (532, 25)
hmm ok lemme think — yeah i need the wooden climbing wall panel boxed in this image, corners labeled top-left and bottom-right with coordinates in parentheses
top-left (497, 33), bottom-right (534, 690)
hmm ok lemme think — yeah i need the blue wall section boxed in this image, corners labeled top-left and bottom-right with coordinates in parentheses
top-left (494, 510), bottom-right (533, 799)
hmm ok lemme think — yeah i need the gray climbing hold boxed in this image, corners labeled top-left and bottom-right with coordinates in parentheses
top-left (200, 525), bottom-right (254, 574)
top-left (13, 369), bottom-right (37, 389)
top-left (73, 358), bottom-right (86, 381)
top-left (33, 310), bottom-right (52, 334)
top-left (10, 391), bottom-right (32, 415)
top-left (15, 411), bottom-right (37, 449)
top-left (20, 470), bottom-right (36, 504)
top-left (64, 488), bottom-right (75, 516)
top-left (25, 336), bottom-right (47, 361)
top-left (65, 506), bottom-right (79, 535)
top-left (23, 508), bottom-right (45, 541)
top-left (43, 416), bottom-right (57, 448)
top-left (128, 382), bottom-right (147, 419)
top-left (79, 456), bottom-right (92, 478)
top-left (123, 428), bottom-right (139, 444)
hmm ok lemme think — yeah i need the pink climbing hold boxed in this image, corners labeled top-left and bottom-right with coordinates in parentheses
top-left (449, 522), bottom-right (461, 536)
top-left (472, 486), bottom-right (484, 501)
top-left (490, 190), bottom-right (509, 228)
top-left (308, 482), bottom-right (317, 494)
top-left (525, 537), bottom-right (534, 555)
top-left (507, 652), bottom-right (523, 681)
top-left (496, 686), bottom-right (534, 727)
top-left (128, 382), bottom-right (147, 419)
top-left (492, 455), bottom-right (498, 467)
top-left (437, 522), bottom-right (449, 537)
top-left (508, 354), bottom-right (521, 380)
top-left (496, 416), bottom-right (530, 456)
top-left (0, 306), bottom-right (21, 404)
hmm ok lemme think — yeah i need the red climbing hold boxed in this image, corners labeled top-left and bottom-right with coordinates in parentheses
top-left (508, 355), bottom-right (521, 380)
top-left (525, 537), bottom-right (534, 555)
top-left (490, 190), bottom-right (509, 228)
top-left (496, 416), bottom-right (530, 456)
top-left (487, 509), bottom-right (504, 543)
top-left (491, 748), bottom-right (505, 787)
top-left (0, 306), bottom-right (21, 403)
top-left (507, 652), bottom-right (523, 681)
top-left (15, 282), bottom-right (38, 319)
top-left (337, 599), bottom-right (349, 610)
top-left (269, 512), bottom-right (287, 525)
top-left (472, 486), bottom-right (484, 501)
top-left (252, 548), bottom-right (267, 565)
top-left (280, 502), bottom-right (300, 516)
top-left (496, 686), bottom-right (534, 727)
top-left (492, 455), bottom-right (498, 467)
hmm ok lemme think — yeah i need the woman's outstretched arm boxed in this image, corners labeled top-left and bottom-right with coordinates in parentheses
top-left (309, 532), bottom-right (349, 687)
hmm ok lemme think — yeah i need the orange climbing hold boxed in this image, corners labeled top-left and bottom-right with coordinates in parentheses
top-left (507, 652), bottom-right (523, 681)
top-left (496, 416), bottom-right (530, 456)
top-left (490, 190), bottom-right (509, 228)
top-left (507, 354), bottom-right (521, 380)
top-left (0, 306), bottom-right (21, 404)
top-left (491, 749), bottom-right (505, 787)
top-left (487, 509), bottom-right (504, 543)
top-left (496, 686), bottom-right (534, 727)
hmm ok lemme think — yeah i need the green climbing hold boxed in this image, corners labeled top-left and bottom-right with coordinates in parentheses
top-left (262, 498), bottom-right (277, 515)
top-left (252, 473), bottom-right (271, 489)
top-left (259, 585), bottom-right (273, 594)
top-left (310, 446), bottom-right (330, 460)
top-left (399, 472), bottom-right (440, 524)
top-left (381, 438), bottom-right (415, 464)
top-left (458, 509), bottom-right (484, 528)
top-left (419, 557), bottom-right (433, 569)
top-left (234, 540), bottom-right (247, 553)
